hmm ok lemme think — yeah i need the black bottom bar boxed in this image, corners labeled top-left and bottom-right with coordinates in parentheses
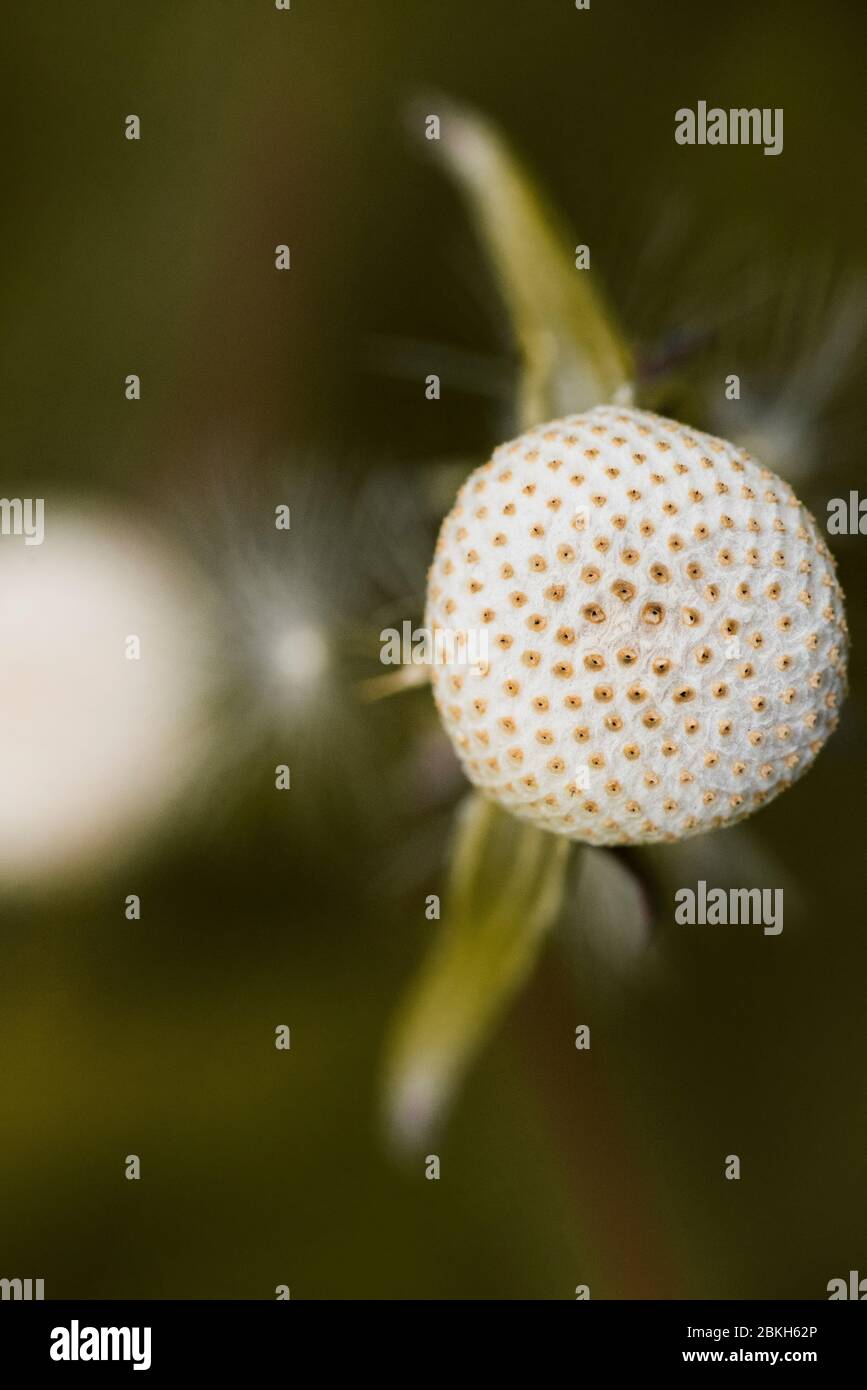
top-left (0, 1299), bottom-right (863, 1375)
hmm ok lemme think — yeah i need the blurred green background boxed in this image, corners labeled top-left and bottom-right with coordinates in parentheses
top-left (1, 0), bottom-right (865, 1299)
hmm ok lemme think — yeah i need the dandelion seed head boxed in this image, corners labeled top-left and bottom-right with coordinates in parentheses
top-left (426, 406), bottom-right (848, 846)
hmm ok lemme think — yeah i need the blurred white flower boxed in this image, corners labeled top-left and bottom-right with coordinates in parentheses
top-left (165, 455), bottom-right (402, 833)
top-left (702, 263), bottom-right (867, 485)
top-left (0, 511), bottom-right (215, 885)
top-left (270, 623), bottom-right (329, 692)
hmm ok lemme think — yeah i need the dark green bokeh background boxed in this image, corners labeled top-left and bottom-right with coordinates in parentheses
top-left (1, 0), bottom-right (865, 1299)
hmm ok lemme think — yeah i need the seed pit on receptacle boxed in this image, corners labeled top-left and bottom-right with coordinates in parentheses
top-left (611, 579), bottom-right (636, 602)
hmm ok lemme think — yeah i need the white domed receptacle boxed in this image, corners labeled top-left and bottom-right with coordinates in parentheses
top-left (426, 406), bottom-right (848, 847)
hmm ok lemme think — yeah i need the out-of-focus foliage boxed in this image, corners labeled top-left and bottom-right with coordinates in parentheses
top-left (421, 97), bottom-right (634, 426)
top-left (383, 794), bottom-right (569, 1148)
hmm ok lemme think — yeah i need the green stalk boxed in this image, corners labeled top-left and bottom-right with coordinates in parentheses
top-left (426, 97), bottom-right (635, 426)
top-left (383, 795), bottom-right (570, 1149)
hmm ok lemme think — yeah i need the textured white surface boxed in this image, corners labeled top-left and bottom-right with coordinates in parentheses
top-left (426, 406), bottom-right (848, 846)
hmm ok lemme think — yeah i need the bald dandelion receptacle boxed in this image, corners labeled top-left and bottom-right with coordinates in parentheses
top-left (426, 406), bottom-right (848, 847)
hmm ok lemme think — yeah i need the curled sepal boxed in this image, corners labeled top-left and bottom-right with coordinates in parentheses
top-left (560, 845), bottom-right (656, 992)
top-left (382, 793), bottom-right (570, 1150)
top-left (422, 96), bottom-right (634, 425)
